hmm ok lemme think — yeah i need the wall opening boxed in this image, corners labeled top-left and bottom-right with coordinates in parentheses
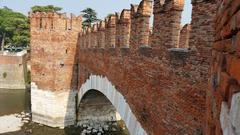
top-left (39, 18), bottom-right (43, 29)
top-left (181, 0), bottom-right (192, 26)
top-left (3, 72), bottom-right (7, 78)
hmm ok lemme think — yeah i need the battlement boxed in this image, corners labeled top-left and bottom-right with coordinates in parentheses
top-left (30, 12), bottom-right (82, 32)
top-left (154, 0), bottom-right (184, 14)
top-left (78, 0), bottom-right (184, 51)
top-left (137, 0), bottom-right (153, 16)
top-left (79, 0), bottom-right (153, 50)
top-left (77, 0), bottom-right (216, 63)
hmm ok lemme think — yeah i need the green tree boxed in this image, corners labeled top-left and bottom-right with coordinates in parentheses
top-left (81, 8), bottom-right (100, 28)
top-left (31, 5), bottom-right (62, 13)
top-left (0, 7), bottom-right (29, 50)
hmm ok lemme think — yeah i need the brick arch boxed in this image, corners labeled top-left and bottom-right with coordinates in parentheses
top-left (78, 75), bottom-right (147, 135)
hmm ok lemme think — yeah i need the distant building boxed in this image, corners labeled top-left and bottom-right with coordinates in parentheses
top-left (0, 50), bottom-right (28, 89)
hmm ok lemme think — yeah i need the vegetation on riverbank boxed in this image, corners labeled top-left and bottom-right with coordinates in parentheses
top-left (0, 7), bottom-right (29, 51)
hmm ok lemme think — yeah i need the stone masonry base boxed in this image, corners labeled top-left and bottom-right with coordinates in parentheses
top-left (31, 82), bottom-right (77, 128)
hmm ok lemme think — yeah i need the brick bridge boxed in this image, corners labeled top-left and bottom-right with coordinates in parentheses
top-left (30, 0), bottom-right (240, 135)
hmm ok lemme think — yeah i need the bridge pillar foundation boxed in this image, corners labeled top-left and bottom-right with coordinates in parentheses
top-left (31, 82), bottom-right (77, 128)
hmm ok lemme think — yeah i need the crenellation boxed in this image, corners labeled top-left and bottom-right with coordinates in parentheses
top-left (130, 4), bottom-right (139, 49)
top-left (135, 0), bottom-right (153, 48)
top-left (105, 15), bottom-right (117, 48)
top-left (70, 14), bottom-right (82, 32)
top-left (86, 27), bottom-right (91, 48)
top-left (129, 1), bottom-right (153, 51)
top-left (97, 21), bottom-right (106, 48)
top-left (119, 9), bottom-right (131, 48)
top-left (189, 0), bottom-right (216, 54)
top-left (137, 0), bottom-right (153, 17)
top-left (151, 0), bottom-right (184, 57)
top-left (91, 24), bottom-right (98, 48)
top-left (30, 12), bottom-right (82, 32)
top-left (115, 12), bottom-right (121, 48)
top-left (80, 29), bottom-right (86, 48)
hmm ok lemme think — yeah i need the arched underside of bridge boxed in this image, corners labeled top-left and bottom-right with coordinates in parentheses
top-left (78, 75), bottom-right (147, 135)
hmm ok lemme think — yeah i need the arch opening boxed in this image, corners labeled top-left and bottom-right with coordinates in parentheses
top-left (77, 89), bottom-right (130, 134)
top-left (77, 75), bottom-right (147, 135)
top-left (77, 89), bottom-right (121, 123)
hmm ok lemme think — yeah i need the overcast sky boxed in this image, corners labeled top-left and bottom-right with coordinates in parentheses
top-left (0, 0), bottom-right (192, 25)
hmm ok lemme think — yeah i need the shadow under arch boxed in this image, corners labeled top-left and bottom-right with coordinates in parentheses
top-left (78, 75), bottom-right (147, 135)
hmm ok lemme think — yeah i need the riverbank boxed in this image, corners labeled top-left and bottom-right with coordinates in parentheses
top-left (0, 114), bottom-right (23, 134)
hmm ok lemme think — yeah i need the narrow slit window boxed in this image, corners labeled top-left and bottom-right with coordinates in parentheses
top-left (40, 18), bottom-right (43, 29)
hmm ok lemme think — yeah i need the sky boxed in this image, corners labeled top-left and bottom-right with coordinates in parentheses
top-left (0, 0), bottom-right (192, 25)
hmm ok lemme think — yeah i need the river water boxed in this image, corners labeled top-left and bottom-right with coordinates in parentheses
top-left (0, 89), bottom-right (129, 135)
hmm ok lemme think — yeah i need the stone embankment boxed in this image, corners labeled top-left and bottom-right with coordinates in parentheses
top-left (0, 50), bottom-right (28, 89)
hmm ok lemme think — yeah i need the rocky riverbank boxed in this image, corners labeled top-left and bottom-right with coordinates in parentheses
top-left (77, 121), bottom-right (129, 135)
top-left (0, 111), bottom-right (129, 135)
top-left (0, 111), bottom-right (30, 134)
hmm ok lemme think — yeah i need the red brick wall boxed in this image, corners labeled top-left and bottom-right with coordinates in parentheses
top-left (207, 0), bottom-right (240, 134)
top-left (30, 12), bottom-right (81, 91)
top-left (151, 0), bottom-right (184, 53)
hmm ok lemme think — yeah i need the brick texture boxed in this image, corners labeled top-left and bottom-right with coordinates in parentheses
top-left (30, 12), bottom-right (81, 91)
top-left (207, 0), bottom-right (240, 134)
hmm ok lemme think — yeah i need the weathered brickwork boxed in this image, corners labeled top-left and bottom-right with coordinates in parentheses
top-left (151, 0), bottom-right (184, 53)
top-left (116, 10), bottom-right (131, 48)
top-left (30, 12), bottom-right (81, 91)
top-left (189, 0), bottom-right (217, 64)
top-left (131, 0), bottom-right (152, 50)
top-left (179, 24), bottom-right (191, 48)
top-left (207, 0), bottom-right (240, 135)
top-left (105, 15), bottom-right (117, 48)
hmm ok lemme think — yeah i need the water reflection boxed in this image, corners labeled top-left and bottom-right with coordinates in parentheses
top-left (0, 89), bottom-right (30, 116)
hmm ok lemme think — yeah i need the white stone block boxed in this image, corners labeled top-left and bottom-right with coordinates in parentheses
top-left (31, 83), bottom-right (76, 128)
top-left (230, 93), bottom-right (240, 134)
top-left (220, 102), bottom-right (235, 135)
